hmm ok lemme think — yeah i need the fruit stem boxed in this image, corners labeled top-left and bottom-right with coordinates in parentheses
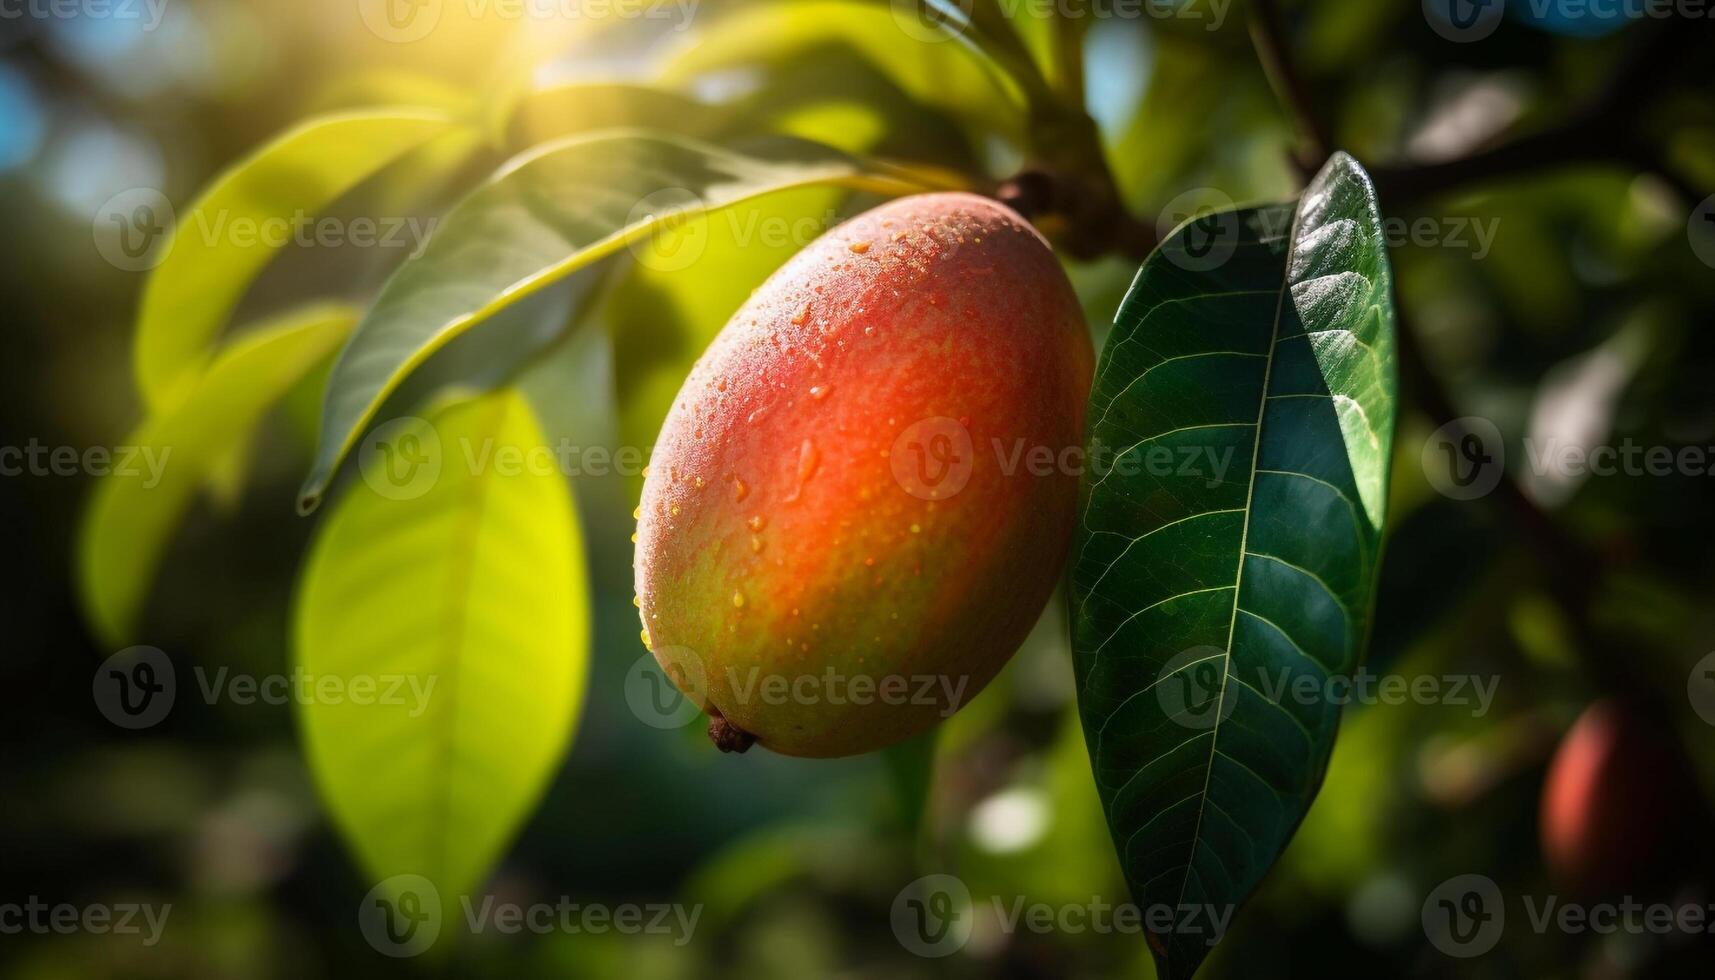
top-left (707, 708), bottom-right (757, 754)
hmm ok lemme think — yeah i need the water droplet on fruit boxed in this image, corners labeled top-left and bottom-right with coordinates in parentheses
top-left (732, 591), bottom-right (745, 609)
top-left (783, 439), bottom-right (820, 502)
top-left (810, 385), bottom-right (830, 400)
top-left (748, 515), bottom-right (767, 532)
top-left (631, 595), bottom-right (641, 608)
top-left (849, 240), bottom-right (870, 254)
top-left (694, 475), bottom-right (705, 489)
top-left (632, 505), bottom-right (642, 520)
top-left (734, 479), bottom-right (749, 502)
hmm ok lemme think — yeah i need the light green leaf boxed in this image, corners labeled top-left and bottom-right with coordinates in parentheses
top-left (135, 110), bottom-right (463, 409)
top-left (297, 130), bottom-right (956, 512)
top-left (659, 1), bottom-right (1027, 144)
top-left (296, 387), bottom-right (589, 900)
top-left (505, 82), bottom-right (725, 151)
top-left (1070, 153), bottom-right (1397, 980)
top-left (79, 304), bottom-right (358, 646)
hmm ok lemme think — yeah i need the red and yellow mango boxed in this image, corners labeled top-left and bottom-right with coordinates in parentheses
top-left (635, 192), bottom-right (1092, 757)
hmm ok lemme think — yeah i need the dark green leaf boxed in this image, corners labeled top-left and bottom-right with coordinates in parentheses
top-left (1070, 153), bottom-right (1398, 980)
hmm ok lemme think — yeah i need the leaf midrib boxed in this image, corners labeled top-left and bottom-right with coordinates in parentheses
top-left (1170, 201), bottom-right (1307, 918)
top-left (300, 136), bottom-right (941, 511)
top-left (426, 394), bottom-right (513, 893)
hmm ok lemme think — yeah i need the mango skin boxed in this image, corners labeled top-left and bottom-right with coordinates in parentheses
top-left (1540, 698), bottom-right (1700, 897)
top-left (634, 192), bottom-right (1092, 757)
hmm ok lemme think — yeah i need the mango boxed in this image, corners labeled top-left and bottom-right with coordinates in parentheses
top-left (634, 192), bottom-right (1092, 757)
top-left (1540, 698), bottom-right (1701, 897)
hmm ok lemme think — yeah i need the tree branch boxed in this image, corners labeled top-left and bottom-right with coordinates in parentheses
top-left (1248, 0), bottom-right (1332, 174)
top-left (1371, 12), bottom-right (1711, 208)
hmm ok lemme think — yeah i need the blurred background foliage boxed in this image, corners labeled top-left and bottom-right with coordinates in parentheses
top-left (2, 0), bottom-right (1714, 977)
